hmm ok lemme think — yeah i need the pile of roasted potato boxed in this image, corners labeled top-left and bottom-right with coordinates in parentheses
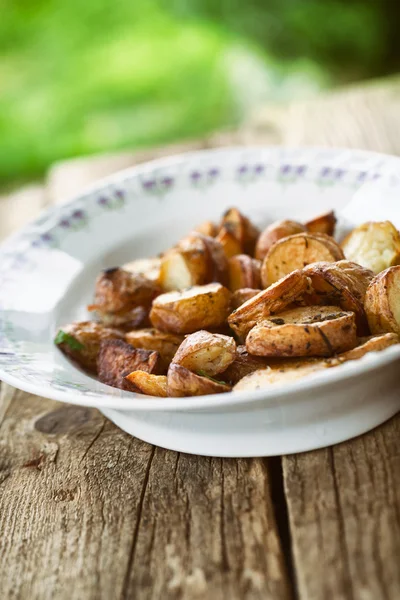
top-left (55, 207), bottom-right (400, 397)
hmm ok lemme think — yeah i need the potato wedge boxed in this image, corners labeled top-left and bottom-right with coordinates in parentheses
top-left (228, 254), bottom-right (261, 291)
top-left (124, 371), bottom-right (168, 397)
top-left (228, 270), bottom-right (310, 338)
top-left (233, 360), bottom-right (332, 391)
top-left (255, 220), bottom-right (306, 261)
top-left (216, 226), bottom-right (242, 258)
top-left (97, 339), bottom-right (162, 391)
top-left (231, 288), bottom-right (262, 310)
top-left (364, 266), bottom-right (400, 335)
top-left (218, 207), bottom-right (260, 255)
top-left (159, 232), bottom-right (228, 291)
top-left (261, 232), bottom-right (344, 286)
top-left (302, 260), bottom-right (374, 334)
top-left (305, 210), bottom-right (336, 236)
top-left (125, 328), bottom-right (184, 372)
top-left (167, 363), bottom-right (231, 397)
top-left (222, 345), bottom-right (270, 384)
top-left (246, 306), bottom-right (357, 357)
top-left (54, 321), bottom-right (124, 374)
top-left (88, 268), bottom-right (161, 328)
top-left (337, 333), bottom-right (399, 362)
top-left (172, 330), bottom-right (236, 376)
top-left (195, 220), bottom-right (217, 237)
top-left (341, 221), bottom-right (400, 274)
top-left (123, 257), bottom-right (161, 282)
top-left (150, 283), bottom-right (232, 334)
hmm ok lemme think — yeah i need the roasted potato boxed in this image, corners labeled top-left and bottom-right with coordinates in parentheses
top-left (228, 270), bottom-right (310, 338)
top-left (54, 321), bottom-right (124, 374)
top-left (233, 360), bottom-right (333, 391)
top-left (364, 266), bottom-right (400, 335)
top-left (172, 330), bottom-right (236, 376)
top-left (231, 288), bottom-right (262, 310)
top-left (222, 345), bottom-right (270, 384)
top-left (341, 221), bottom-right (400, 274)
top-left (167, 363), bottom-right (231, 397)
top-left (97, 339), bottom-right (162, 391)
top-left (261, 233), bottom-right (344, 286)
top-left (255, 220), bottom-right (306, 261)
top-left (159, 232), bottom-right (228, 291)
top-left (302, 260), bottom-right (374, 334)
top-left (150, 283), bottom-right (232, 334)
top-left (125, 328), bottom-right (184, 372)
top-left (123, 257), bottom-right (161, 282)
top-left (305, 210), bottom-right (336, 236)
top-left (124, 371), bottom-right (168, 397)
top-left (246, 306), bottom-right (357, 357)
top-left (218, 207), bottom-right (260, 255)
top-left (228, 254), bottom-right (261, 291)
top-left (215, 226), bottom-right (243, 259)
top-left (195, 220), bottom-right (217, 237)
top-left (337, 333), bottom-right (399, 362)
top-left (88, 268), bottom-right (161, 328)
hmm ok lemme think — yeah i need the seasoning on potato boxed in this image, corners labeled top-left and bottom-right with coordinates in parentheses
top-left (228, 270), bottom-right (310, 338)
top-left (246, 306), bottom-right (357, 357)
top-left (54, 321), bottom-right (124, 374)
top-left (261, 232), bottom-right (344, 286)
top-left (218, 207), bottom-right (259, 255)
top-left (150, 282), bottom-right (232, 334)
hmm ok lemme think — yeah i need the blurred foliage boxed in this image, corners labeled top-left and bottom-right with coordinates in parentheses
top-left (0, 0), bottom-right (398, 187)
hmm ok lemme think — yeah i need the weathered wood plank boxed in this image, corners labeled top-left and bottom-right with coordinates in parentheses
top-left (0, 388), bottom-right (292, 600)
top-left (283, 415), bottom-right (400, 600)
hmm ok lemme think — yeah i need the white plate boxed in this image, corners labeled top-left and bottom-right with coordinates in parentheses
top-left (1, 146), bottom-right (400, 456)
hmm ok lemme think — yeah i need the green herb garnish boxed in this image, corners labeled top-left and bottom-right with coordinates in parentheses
top-left (54, 330), bottom-right (84, 351)
top-left (197, 370), bottom-right (226, 385)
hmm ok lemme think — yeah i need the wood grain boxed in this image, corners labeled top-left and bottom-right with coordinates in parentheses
top-left (0, 388), bottom-right (292, 600)
top-left (283, 415), bottom-right (400, 600)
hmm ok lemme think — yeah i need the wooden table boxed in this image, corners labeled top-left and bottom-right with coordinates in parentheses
top-left (1, 78), bottom-right (400, 600)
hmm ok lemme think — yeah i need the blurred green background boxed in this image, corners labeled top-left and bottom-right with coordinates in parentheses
top-left (1, 0), bottom-right (399, 189)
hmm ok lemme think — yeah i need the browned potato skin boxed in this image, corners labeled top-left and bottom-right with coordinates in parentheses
top-left (56, 321), bottom-right (124, 374)
top-left (228, 270), bottom-right (310, 338)
top-left (216, 226), bottom-right (242, 259)
top-left (261, 232), bottom-right (344, 286)
top-left (231, 288), bottom-right (262, 310)
top-left (302, 260), bottom-right (374, 334)
top-left (246, 306), bottom-right (357, 358)
top-left (159, 232), bottom-right (228, 291)
top-left (172, 330), bottom-right (236, 376)
top-left (255, 220), bottom-right (306, 261)
top-left (150, 283), bottom-right (232, 334)
top-left (124, 371), bottom-right (168, 397)
top-left (125, 328), bottom-right (184, 372)
top-left (341, 221), bottom-right (400, 274)
top-left (364, 267), bottom-right (400, 335)
top-left (219, 207), bottom-right (260, 255)
top-left (337, 333), bottom-right (399, 362)
top-left (228, 254), bottom-right (261, 291)
top-left (97, 339), bottom-right (162, 391)
top-left (167, 364), bottom-right (231, 397)
top-left (222, 345), bottom-right (270, 384)
top-left (195, 220), bottom-right (217, 237)
top-left (305, 211), bottom-right (337, 236)
top-left (89, 268), bottom-right (161, 328)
